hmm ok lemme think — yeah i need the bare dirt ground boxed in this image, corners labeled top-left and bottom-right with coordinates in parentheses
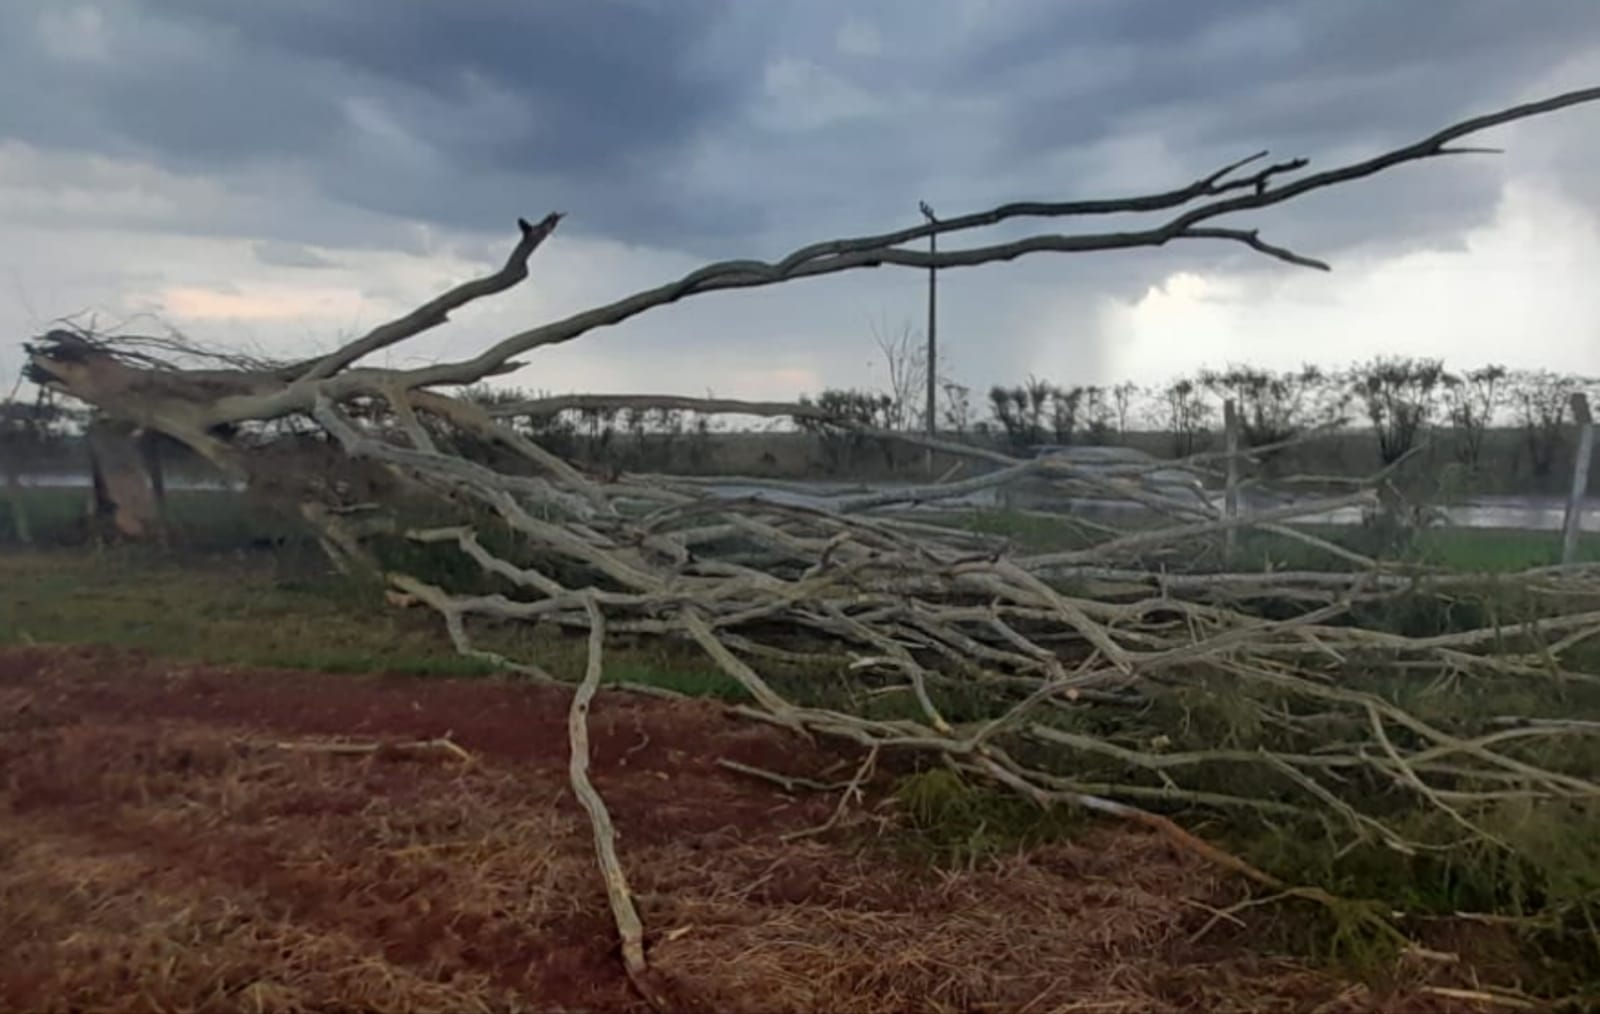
top-left (0, 645), bottom-right (1493, 1012)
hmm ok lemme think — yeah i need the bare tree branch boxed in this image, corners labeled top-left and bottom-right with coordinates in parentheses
top-left (1179, 228), bottom-right (1331, 270)
top-left (299, 211), bottom-right (563, 382)
top-left (31, 87), bottom-right (1589, 436)
top-left (367, 86), bottom-right (1599, 394)
top-left (487, 392), bottom-right (831, 421)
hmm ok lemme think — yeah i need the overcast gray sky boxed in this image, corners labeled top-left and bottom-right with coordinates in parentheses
top-left (3, 0), bottom-right (1598, 405)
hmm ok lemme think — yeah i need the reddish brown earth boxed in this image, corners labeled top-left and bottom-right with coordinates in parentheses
top-left (0, 645), bottom-right (1500, 1012)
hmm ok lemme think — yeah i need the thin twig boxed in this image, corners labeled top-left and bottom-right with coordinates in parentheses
top-left (260, 735), bottom-right (475, 763)
top-left (781, 745), bottom-right (881, 842)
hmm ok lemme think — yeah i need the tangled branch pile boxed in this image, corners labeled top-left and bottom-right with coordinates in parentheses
top-left (358, 402), bottom-right (1600, 903)
top-left (23, 86), bottom-right (1600, 998)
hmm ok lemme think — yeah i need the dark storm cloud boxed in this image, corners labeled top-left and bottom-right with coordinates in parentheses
top-left (0, 4), bottom-right (343, 166)
top-left (157, 0), bottom-right (745, 173)
top-left (968, 0), bottom-right (1600, 148)
top-left (961, 1), bottom-right (1600, 258)
top-left (0, 0), bottom-right (758, 243)
top-left (1, 0), bottom-right (1596, 264)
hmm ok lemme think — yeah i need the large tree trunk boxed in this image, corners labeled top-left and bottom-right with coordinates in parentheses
top-left (85, 420), bottom-right (164, 540)
top-left (140, 430), bottom-right (167, 508)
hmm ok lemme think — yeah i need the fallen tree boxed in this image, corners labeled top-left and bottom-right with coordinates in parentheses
top-left (24, 86), bottom-right (1600, 1005)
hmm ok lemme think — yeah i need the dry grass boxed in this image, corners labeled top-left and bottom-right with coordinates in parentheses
top-left (630, 832), bottom-right (1454, 1014)
top-left (0, 721), bottom-right (615, 1012)
top-left (0, 819), bottom-right (538, 1013)
top-left (644, 834), bottom-right (1206, 1013)
top-left (0, 646), bottom-right (1509, 1012)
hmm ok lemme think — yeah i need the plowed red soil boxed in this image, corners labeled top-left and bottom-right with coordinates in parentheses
top-left (0, 645), bottom-right (1494, 1012)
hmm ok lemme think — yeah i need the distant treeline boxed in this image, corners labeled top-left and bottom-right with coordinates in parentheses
top-left (790, 357), bottom-right (1596, 490)
top-left (5, 356), bottom-right (1596, 493)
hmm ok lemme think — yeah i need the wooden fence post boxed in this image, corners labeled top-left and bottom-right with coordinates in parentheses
top-left (1562, 392), bottom-right (1594, 565)
top-left (1224, 398), bottom-right (1240, 561)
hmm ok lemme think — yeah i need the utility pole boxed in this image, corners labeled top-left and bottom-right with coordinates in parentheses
top-left (919, 201), bottom-right (938, 473)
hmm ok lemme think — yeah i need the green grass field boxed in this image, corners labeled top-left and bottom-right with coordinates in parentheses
top-left (0, 547), bottom-right (754, 700)
top-left (6, 486), bottom-right (1595, 730)
top-left (2, 548), bottom-right (493, 675)
top-left (5, 484), bottom-right (1597, 703)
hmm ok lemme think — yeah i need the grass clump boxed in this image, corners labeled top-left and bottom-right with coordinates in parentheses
top-left (887, 767), bottom-right (1087, 869)
top-left (1211, 801), bottom-right (1600, 1000)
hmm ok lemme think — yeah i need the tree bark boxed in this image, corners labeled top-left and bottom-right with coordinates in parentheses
top-left (85, 420), bottom-right (163, 539)
top-left (140, 430), bottom-right (167, 509)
